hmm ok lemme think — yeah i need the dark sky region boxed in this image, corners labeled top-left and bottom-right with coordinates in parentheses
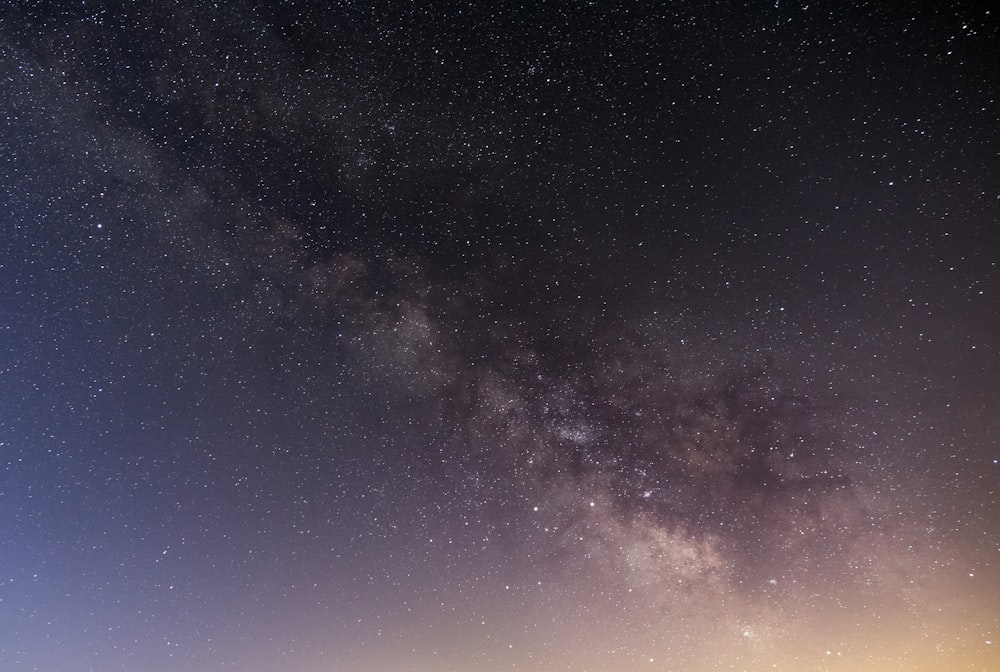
top-left (1, 2), bottom-right (998, 671)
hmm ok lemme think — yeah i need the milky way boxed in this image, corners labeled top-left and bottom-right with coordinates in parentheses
top-left (1, 2), bottom-right (998, 671)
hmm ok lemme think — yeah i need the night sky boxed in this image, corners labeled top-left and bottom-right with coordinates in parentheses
top-left (2, 2), bottom-right (999, 671)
